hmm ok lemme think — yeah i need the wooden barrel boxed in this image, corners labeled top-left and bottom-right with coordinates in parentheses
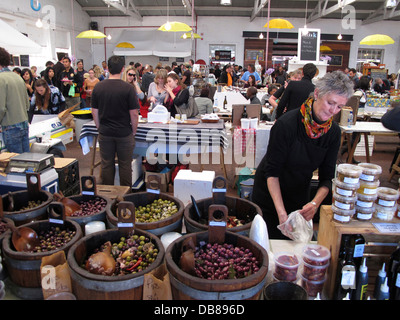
top-left (165, 230), bottom-right (269, 300)
top-left (106, 192), bottom-right (184, 236)
top-left (66, 194), bottom-right (112, 232)
top-left (2, 190), bottom-right (53, 226)
top-left (184, 196), bottom-right (262, 236)
top-left (67, 228), bottom-right (165, 300)
top-left (2, 218), bottom-right (82, 300)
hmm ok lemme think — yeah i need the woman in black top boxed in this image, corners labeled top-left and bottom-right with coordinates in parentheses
top-left (252, 71), bottom-right (354, 239)
top-left (21, 68), bottom-right (35, 99)
top-left (164, 72), bottom-right (189, 117)
top-left (43, 66), bottom-right (56, 86)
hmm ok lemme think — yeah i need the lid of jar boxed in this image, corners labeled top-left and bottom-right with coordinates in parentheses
top-left (333, 191), bottom-right (357, 202)
top-left (358, 163), bottom-right (382, 175)
top-left (332, 178), bottom-right (360, 190)
top-left (377, 187), bottom-right (400, 200)
top-left (356, 192), bottom-right (378, 201)
top-left (337, 164), bottom-right (363, 177)
top-left (355, 205), bottom-right (375, 213)
top-left (331, 204), bottom-right (356, 216)
top-left (374, 203), bottom-right (398, 212)
top-left (302, 244), bottom-right (331, 264)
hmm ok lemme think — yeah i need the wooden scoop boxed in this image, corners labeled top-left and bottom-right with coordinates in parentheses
top-left (53, 191), bottom-right (81, 216)
top-left (0, 196), bottom-right (40, 252)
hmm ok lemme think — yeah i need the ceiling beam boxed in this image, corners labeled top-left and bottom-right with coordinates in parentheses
top-left (307, 0), bottom-right (357, 23)
top-left (362, 2), bottom-right (400, 24)
top-left (103, 0), bottom-right (143, 21)
top-left (250, 0), bottom-right (269, 21)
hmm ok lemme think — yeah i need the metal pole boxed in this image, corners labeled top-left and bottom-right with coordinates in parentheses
top-left (265, 0), bottom-right (271, 70)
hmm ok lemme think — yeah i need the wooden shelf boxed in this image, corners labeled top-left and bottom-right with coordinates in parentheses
top-left (317, 205), bottom-right (400, 299)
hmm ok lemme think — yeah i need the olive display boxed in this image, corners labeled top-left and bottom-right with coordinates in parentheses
top-left (136, 199), bottom-right (178, 223)
top-left (84, 234), bottom-right (159, 276)
top-left (31, 226), bottom-right (76, 253)
top-left (193, 243), bottom-right (260, 280)
top-left (20, 200), bottom-right (43, 211)
top-left (71, 197), bottom-right (107, 217)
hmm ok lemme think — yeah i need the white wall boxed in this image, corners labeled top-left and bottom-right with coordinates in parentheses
top-left (0, 0), bottom-right (91, 72)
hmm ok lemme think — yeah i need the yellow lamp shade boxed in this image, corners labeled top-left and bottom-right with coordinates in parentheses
top-left (76, 30), bottom-right (107, 39)
top-left (116, 42), bottom-right (135, 48)
top-left (158, 21), bottom-right (192, 32)
top-left (181, 32), bottom-right (201, 39)
top-left (360, 34), bottom-right (395, 45)
top-left (263, 19), bottom-right (294, 29)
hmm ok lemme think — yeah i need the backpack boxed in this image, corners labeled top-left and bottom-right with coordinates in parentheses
top-left (175, 85), bottom-right (199, 118)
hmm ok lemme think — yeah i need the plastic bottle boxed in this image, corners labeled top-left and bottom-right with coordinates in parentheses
top-left (214, 97), bottom-right (218, 109)
top-left (348, 111), bottom-right (353, 127)
top-left (373, 263), bottom-right (386, 299)
top-left (377, 277), bottom-right (390, 300)
top-left (353, 257), bottom-right (368, 300)
top-left (388, 241), bottom-right (400, 300)
top-left (335, 247), bottom-right (356, 300)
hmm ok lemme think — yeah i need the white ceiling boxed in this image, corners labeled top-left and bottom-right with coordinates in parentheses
top-left (75, 0), bottom-right (400, 25)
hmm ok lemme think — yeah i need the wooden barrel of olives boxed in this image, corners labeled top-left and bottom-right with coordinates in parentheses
top-left (2, 204), bottom-right (82, 299)
top-left (60, 176), bottom-right (112, 232)
top-left (184, 176), bottom-right (262, 236)
top-left (106, 176), bottom-right (184, 236)
top-left (184, 197), bottom-right (262, 236)
top-left (67, 202), bottom-right (165, 300)
top-left (2, 190), bottom-right (53, 226)
top-left (166, 204), bottom-right (269, 300)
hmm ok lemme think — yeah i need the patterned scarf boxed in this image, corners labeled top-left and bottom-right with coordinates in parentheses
top-left (300, 97), bottom-right (333, 139)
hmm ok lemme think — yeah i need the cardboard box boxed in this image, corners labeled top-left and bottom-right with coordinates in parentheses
top-left (173, 170), bottom-right (216, 206)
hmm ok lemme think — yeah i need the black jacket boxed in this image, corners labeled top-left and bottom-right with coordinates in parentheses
top-left (276, 77), bottom-right (315, 119)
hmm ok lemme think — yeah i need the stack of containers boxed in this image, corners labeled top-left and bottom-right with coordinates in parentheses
top-left (332, 164), bottom-right (363, 223)
top-left (300, 244), bottom-right (331, 297)
top-left (355, 163), bottom-right (381, 221)
top-left (374, 187), bottom-right (399, 221)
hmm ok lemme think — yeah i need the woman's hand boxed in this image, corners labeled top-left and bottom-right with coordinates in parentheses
top-left (149, 96), bottom-right (156, 103)
top-left (299, 202), bottom-right (317, 221)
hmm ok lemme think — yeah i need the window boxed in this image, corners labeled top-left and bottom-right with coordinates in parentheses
top-left (209, 44), bottom-right (236, 65)
top-left (356, 48), bottom-right (384, 72)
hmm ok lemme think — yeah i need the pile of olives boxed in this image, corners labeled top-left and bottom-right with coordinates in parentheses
top-left (88, 234), bottom-right (159, 276)
top-left (31, 226), bottom-right (76, 253)
top-left (20, 200), bottom-right (43, 211)
top-left (71, 197), bottom-right (107, 217)
top-left (136, 199), bottom-right (178, 223)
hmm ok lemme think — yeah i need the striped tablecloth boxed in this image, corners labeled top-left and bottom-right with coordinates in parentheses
top-left (79, 120), bottom-right (228, 156)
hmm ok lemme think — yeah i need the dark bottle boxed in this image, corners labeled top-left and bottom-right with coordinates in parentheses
top-left (223, 96), bottom-right (227, 109)
top-left (388, 242), bottom-right (400, 300)
top-left (352, 234), bottom-right (366, 270)
top-left (339, 235), bottom-right (351, 260)
top-left (335, 247), bottom-right (356, 300)
top-left (242, 106), bottom-right (248, 119)
top-left (392, 263), bottom-right (400, 300)
top-left (353, 257), bottom-right (368, 300)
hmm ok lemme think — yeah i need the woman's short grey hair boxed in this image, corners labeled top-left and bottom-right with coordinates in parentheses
top-left (315, 70), bottom-right (354, 100)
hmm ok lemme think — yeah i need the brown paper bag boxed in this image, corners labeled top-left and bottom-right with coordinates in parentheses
top-left (143, 262), bottom-right (172, 300)
top-left (40, 251), bottom-right (73, 300)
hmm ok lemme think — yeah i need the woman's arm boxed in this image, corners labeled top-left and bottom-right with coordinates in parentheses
top-left (299, 186), bottom-right (329, 221)
top-left (267, 177), bottom-right (288, 225)
top-left (173, 89), bottom-right (189, 107)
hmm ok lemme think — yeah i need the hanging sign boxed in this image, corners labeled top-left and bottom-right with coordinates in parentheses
top-left (298, 28), bottom-right (320, 62)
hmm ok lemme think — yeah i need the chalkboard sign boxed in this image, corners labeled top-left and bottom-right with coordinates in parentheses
top-left (245, 49), bottom-right (264, 61)
top-left (328, 55), bottom-right (343, 66)
top-left (215, 50), bottom-right (231, 61)
top-left (20, 55), bottom-right (30, 67)
top-left (298, 28), bottom-right (320, 62)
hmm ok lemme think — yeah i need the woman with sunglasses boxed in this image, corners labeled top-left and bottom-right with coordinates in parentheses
top-left (124, 66), bottom-right (144, 100)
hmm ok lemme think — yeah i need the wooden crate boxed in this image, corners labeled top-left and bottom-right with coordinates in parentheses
top-left (317, 205), bottom-right (400, 299)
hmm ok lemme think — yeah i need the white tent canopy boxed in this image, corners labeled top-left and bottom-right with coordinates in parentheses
top-left (0, 18), bottom-right (42, 55)
top-left (113, 28), bottom-right (192, 57)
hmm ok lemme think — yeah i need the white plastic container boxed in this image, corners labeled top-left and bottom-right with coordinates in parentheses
top-left (336, 164), bottom-right (363, 184)
top-left (240, 118), bottom-right (250, 129)
top-left (147, 105), bottom-right (170, 124)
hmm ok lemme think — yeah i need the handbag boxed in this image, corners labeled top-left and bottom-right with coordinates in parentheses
top-left (174, 86), bottom-right (199, 118)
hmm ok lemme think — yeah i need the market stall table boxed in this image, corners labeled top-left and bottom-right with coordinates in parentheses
top-left (79, 119), bottom-right (229, 177)
top-left (340, 121), bottom-right (396, 163)
top-left (213, 89), bottom-right (267, 112)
